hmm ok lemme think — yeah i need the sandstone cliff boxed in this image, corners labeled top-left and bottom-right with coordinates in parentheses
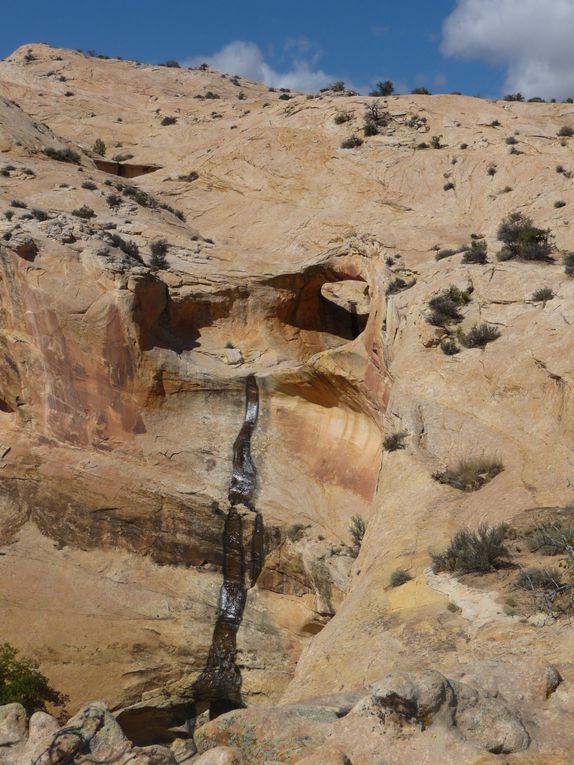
top-left (0, 43), bottom-right (574, 763)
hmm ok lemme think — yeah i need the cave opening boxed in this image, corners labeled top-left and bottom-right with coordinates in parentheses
top-left (93, 159), bottom-right (162, 178)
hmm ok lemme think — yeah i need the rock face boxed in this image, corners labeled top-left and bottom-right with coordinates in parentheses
top-left (0, 42), bottom-right (574, 762)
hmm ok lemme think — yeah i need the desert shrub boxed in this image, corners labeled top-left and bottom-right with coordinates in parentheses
top-left (564, 252), bottom-right (574, 276)
top-left (432, 523), bottom-right (509, 574)
top-left (462, 239), bottom-right (488, 264)
top-left (334, 111), bottom-right (351, 125)
top-left (383, 431), bottom-right (407, 452)
top-left (81, 180), bottom-right (97, 190)
top-left (460, 143), bottom-right (468, 149)
top-left (31, 209), bottom-right (49, 221)
top-left (427, 286), bottom-right (470, 326)
top-left (161, 115), bottom-right (177, 126)
top-left (508, 145), bottom-right (522, 155)
top-left (106, 193), bottom-right (122, 208)
top-left (435, 248), bottom-right (457, 261)
top-left (370, 80), bottom-right (394, 96)
top-left (329, 80), bottom-right (346, 92)
top-left (10, 200), bottom-right (27, 209)
top-left (416, 142), bottom-right (429, 149)
top-left (461, 323), bottom-right (501, 348)
top-left (4, 211), bottom-right (14, 221)
top-left (107, 233), bottom-right (142, 263)
top-left (487, 165), bottom-right (497, 176)
top-left (365, 102), bottom-right (390, 126)
top-left (555, 200), bottom-right (566, 208)
top-left (341, 135), bottom-right (363, 149)
top-left (160, 60), bottom-right (180, 68)
top-left (363, 121), bottom-right (379, 136)
top-left (123, 186), bottom-right (155, 208)
top-left (505, 136), bottom-right (518, 145)
top-left (412, 87), bottom-right (431, 95)
top-left (159, 202), bottom-right (185, 221)
top-left (496, 212), bottom-right (554, 262)
top-left (531, 287), bottom-right (555, 302)
top-left (389, 569), bottom-right (412, 587)
top-left (349, 515), bottom-right (366, 557)
top-left (443, 182), bottom-right (455, 191)
top-left (92, 138), bottom-right (106, 156)
top-left (556, 164), bottom-right (566, 174)
top-left (441, 339), bottom-right (460, 355)
top-left (430, 135), bottom-right (442, 149)
top-left (525, 513), bottom-right (574, 556)
top-left (558, 126), bottom-right (574, 137)
top-left (72, 205), bottom-right (96, 219)
top-left (515, 567), bottom-right (562, 591)
top-left (386, 277), bottom-right (415, 295)
top-left (503, 93), bottom-right (524, 101)
top-left (433, 456), bottom-right (503, 492)
top-left (0, 643), bottom-right (65, 713)
top-left (179, 171), bottom-right (199, 182)
top-left (150, 239), bottom-right (169, 270)
top-left (279, 93), bottom-right (292, 100)
top-left (43, 146), bottom-right (80, 163)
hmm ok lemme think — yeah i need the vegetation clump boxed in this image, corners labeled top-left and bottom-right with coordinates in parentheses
top-left (531, 287), bottom-right (555, 302)
top-left (150, 239), bottom-right (169, 270)
top-left (460, 323), bottom-right (501, 349)
top-left (0, 643), bottom-right (65, 713)
top-left (81, 180), bottom-right (97, 190)
top-left (390, 569), bottom-right (412, 587)
top-left (43, 146), bottom-right (81, 164)
top-left (496, 212), bottom-right (554, 262)
top-left (433, 456), bottom-right (503, 492)
top-left (386, 277), bottom-right (415, 295)
top-left (370, 80), bottom-right (394, 96)
top-left (334, 111), bottom-right (352, 125)
top-left (427, 285), bottom-right (471, 326)
top-left (441, 339), bottom-right (460, 356)
top-left (432, 523), bottom-right (509, 574)
top-left (564, 252), bottom-right (574, 276)
top-left (558, 126), bottom-right (574, 138)
top-left (161, 115), bottom-right (177, 126)
top-left (92, 138), bottom-right (106, 156)
top-left (461, 239), bottom-right (488, 264)
top-left (341, 135), bottom-right (363, 149)
top-left (525, 512), bottom-right (574, 557)
top-left (516, 567), bottom-right (562, 591)
top-left (72, 205), bottom-right (96, 219)
top-left (383, 431), bottom-right (407, 452)
top-left (349, 515), bottom-right (366, 557)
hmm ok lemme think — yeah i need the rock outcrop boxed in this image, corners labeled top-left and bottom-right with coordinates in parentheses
top-left (0, 43), bottom-right (574, 762)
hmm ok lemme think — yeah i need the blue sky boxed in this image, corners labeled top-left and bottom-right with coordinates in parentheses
top-left (2, 1), bottom-right (572, 100)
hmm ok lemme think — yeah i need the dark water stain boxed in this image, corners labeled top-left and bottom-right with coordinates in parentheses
top-left (190, 375), bottom-right (265, 721)
top-left (228, 374), bottom-right (259, 507)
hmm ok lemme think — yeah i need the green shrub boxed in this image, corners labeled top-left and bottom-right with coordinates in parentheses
top-left (461, 324), bottom-right (501, 348)
top-left (92, 138), bottom-right (106, 156)
top-left (72, 205), bottom-right (96, 219)
top-left (487, 165), bottom-right (497, 176)
top-left (107, 233), bottom-right (142, 263)
top-left (427, 286), bottom-right (470, 326)
top-left (43, 146), bottom-right (81, 164)
top-left (363, 121), bottom-right (379, 136)
top-left (462, 239), bottom-right (488, 264)
top-left (10, 200), bottom-right (27, 209)
top-left (412, 87), bottom-right (431, 95)
top-left (334, 111), bottom-right (352, 125)
top-left (279, 93), bottom-right (292, 100)
top-left (532, 287), bottom-right (555, 302)
top-left (525, 512), bottom-right (574, 556)
top-left (160, 60), bottom-right (180, 68)
top-left (329, 80), bottom-right (346, 92)
top-left (430, 135), bottom-right (442, 149)
top-left (390, 569), bottom-right (412, 587)
top-left (433, 456), bottom-right (503, 492)
top-left (383, 431), bottom-right (407, 452)
top-left (505, 136), bottom-right (518, 145)
top-left (106, 193), bottom-right (122, 208)
top-left (150, 239), bottom-right (169, 270)
top-left (558, 126), bottom-right (574, 137)
top-left (161, 115), bottom-right (177, 126)
top-left (443, 182), bottom-right (455, 191)
top-left (386, 277), bottom-right (414, 295)
top-left (365, 102), bottom-right (391, 126)
top-left (496, 212), bottom-right (554, 262)
top-left (565, 252), bottom-right (574, 276)
top-left (441, 339), bottom-right (460, 356)
top-left (349, 515), bottom-right (366, 557)
top-left (515, 567), bottom-right (562, 591)
top-left (341, 135), bottom-right (363, 149)
top-left (432, 523), bottom-right (509, 574)
top-left (503, 93), bottom-right (524, 101)
top-left (435, 248), bottom-right (457, 261)
top-left (31, 209), bottom-right (49, 221)
top-left (370, 80), bottom-right (394, 97)
top-left (81, 180), bottom-right (97, 190)
top-left (0, 643), bottom-right (65, 713)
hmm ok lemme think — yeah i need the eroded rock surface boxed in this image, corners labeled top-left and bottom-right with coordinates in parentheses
top-left (0, 42), bottom-right (574, 763)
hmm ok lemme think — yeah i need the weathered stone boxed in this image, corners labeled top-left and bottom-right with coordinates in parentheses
top-left (0, 704), bottom-right (27, 746)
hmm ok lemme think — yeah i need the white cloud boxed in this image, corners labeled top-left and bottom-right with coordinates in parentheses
top-left (442, 0), bottom-right (574, 99)
top-left (185, 40), bottom-right (334, 92)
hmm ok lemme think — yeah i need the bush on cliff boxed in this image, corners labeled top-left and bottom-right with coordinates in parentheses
top-left (0, 643), bottom-right (65, 713)
top-left (432, 524), bottom-right (509, 574)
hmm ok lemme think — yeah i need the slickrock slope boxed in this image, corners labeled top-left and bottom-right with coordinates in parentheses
top-left (1, 43), bottom-right (574, 763)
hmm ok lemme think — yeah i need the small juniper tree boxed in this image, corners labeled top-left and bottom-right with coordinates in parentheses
top-left (92, 138), bottom-right (106, 157)
top-left (349, 515), bottom-right (366, 557)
